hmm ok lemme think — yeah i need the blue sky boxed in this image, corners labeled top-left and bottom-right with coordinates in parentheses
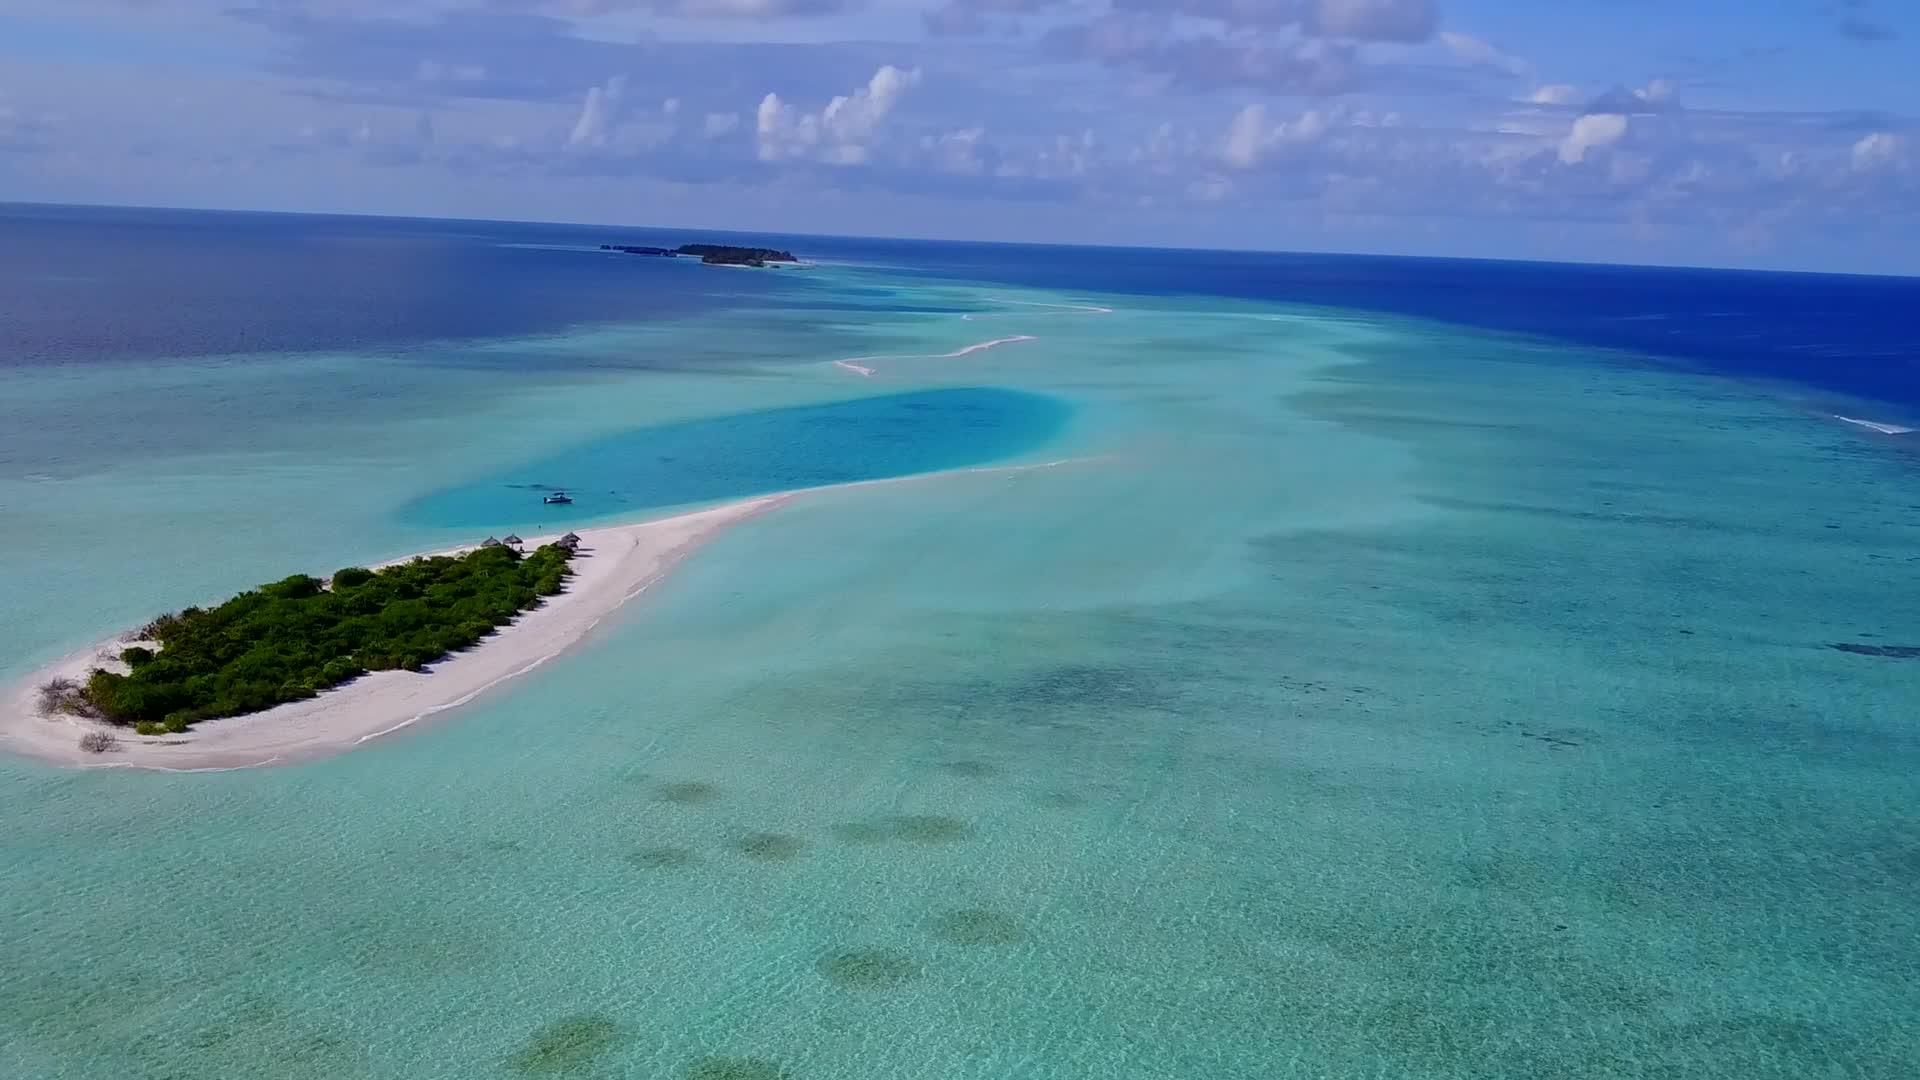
top-left (0, 1), bottom-right (1915, 273)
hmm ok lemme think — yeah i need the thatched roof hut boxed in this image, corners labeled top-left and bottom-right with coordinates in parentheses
top-left (481, 536), bottom-right (503, 548)
top-left (558, 531), bottom-right (582, 551)
top-left (502, 534), bottom-right (524, 546)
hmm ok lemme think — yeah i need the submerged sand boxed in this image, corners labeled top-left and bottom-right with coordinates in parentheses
top-left (0, 496), bottom-right (787, 771)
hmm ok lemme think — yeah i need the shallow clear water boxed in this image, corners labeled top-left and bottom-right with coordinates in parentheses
top-left (401, 387), bottom-right (1073, 530)
top-left (2, 214), bottom-right (1917, 1079)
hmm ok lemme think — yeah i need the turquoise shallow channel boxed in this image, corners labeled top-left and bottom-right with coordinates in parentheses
top-left (402, 387), bottom-right (1072, 530)
top-left (1, 235), bottom-right (1917, 1080)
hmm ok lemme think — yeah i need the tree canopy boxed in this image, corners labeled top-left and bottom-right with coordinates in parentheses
top-left (83, 542), bottom-right (573, 732)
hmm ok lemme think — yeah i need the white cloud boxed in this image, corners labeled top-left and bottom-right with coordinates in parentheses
top-left (822, 65), bottom-right (920, 142)
top-left (1559, 112), bottom-right (1628, 164)
top-left (755, 65), bottom-right (922, 165)
top-left (567, 75), bottom-right (627, 149)
top-left (1638, 77), bottom-right (1677, 107)
top-left (661, 97), bottom-right (681, 116)
top-left (1222, 103), bottom-right (1329, 169)
top-left (1528, 84), bottom-right (1580, 106)
top-left (1440, 31), bottom-right (1530, 77)
top-left (703, 111), bottom-right (741, 138)
top-left (1851, 132), bottom-right (1908, 172)
top-left (921, 126), bottom-right (987, 175)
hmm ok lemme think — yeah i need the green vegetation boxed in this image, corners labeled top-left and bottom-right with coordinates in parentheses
top-left (80, 542), bottom-right (573, 730)
top-left (674, 243), bottom-right (797, 266)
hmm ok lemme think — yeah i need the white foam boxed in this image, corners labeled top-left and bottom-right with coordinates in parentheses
top-left (832, 335), bottom-right (1035, 377)
top-left (1834, 415), bottom-right (1916, 435)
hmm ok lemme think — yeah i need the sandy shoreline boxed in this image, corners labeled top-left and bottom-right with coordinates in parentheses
top-left (0, 496), bottom-right (787, 772)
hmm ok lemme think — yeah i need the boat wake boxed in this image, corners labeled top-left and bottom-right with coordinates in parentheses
top-left (833, 295), bottom-right (1109, 377)
top-left (833, 335), bottom-right (1037, 378)
top-left (1834, 415), bottom-right (1916, 435)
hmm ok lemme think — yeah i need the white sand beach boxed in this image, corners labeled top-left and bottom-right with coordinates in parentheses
top-left (0, 496), bottom-right (788, 771)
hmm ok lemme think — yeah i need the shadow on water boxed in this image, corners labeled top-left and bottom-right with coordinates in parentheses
top-left (401, 387), bottom-right (1072, 530)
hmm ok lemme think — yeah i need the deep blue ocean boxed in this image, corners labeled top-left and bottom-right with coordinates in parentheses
top-left (6, 202), bottom-right (1916, 418)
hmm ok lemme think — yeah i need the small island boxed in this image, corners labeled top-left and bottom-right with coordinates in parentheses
top-left (601, 243), bottom-right (798, 267)
top-left (3, 499), bottom-right (786, 769)
top-left (599, 245), bottom-right (676, 257)
top-left (41, 538), bottom-right (577, 736)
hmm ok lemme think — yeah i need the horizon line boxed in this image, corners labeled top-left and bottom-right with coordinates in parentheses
top-left (4, 198), bottom-right (1914, 283)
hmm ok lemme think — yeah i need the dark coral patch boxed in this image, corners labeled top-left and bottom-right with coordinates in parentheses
top-left (937, 760), bottom-right (1000, 779)
top-left (735, 832), bottom-right (807, 861)
top-left (1831, 642), bottom-right (1920, 658)
top-left (507, 1015), bottom-right (623, 1075)
top-left (658, 781), bottom-right (721, 805)
top-left (817, 948), bottom-right (920, 989)
top-left (929, 908), bottom-right (1027, 947)
top-left (832, 815), bottom-right (974, 846)
top-left (628, 845), bottom-right (697, 869)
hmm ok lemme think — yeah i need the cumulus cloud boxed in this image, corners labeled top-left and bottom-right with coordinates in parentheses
top-left (921, 126), bottom-right (988, 174)
top-left (1851, 132), bottom-right (1908, 172)
top-left (568, 75), bottom-right (626, 148)
top-left (1528, 84), bottom-right (1580, 106)
top-left (756, 64), bottom-right (922, 165)
top-left (1221, 103), bottom-right (1331, 168)
top-left (1559, 112), bottom-right (1628, 164)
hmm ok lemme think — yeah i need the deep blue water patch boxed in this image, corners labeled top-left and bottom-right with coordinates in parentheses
top-left (401, 387), bottom-right (1072, 530)
top-left (11, 203), bottom-right (1915, 419)
top-left (790, 240), bottom-right (1920, 416)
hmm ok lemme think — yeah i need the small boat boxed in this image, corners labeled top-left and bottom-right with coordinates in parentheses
top-left (543, 491), bottom-right (573, 505)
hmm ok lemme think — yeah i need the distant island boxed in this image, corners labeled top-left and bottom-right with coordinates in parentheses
top-left (40, 538), bottom-right (577, 735)
top-left (601, 243), bottom-right (798, 267)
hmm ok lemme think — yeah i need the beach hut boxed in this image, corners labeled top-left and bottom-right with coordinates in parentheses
top-left (502, 534), bottom-right (524, 547)
top-left (481, 536), bottom-right (503, 548)
top-left (558, 531), bottom-right (582, 552)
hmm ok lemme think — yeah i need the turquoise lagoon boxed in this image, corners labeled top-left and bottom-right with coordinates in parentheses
top-left (1, 257), bottom-right (1917, 1079)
